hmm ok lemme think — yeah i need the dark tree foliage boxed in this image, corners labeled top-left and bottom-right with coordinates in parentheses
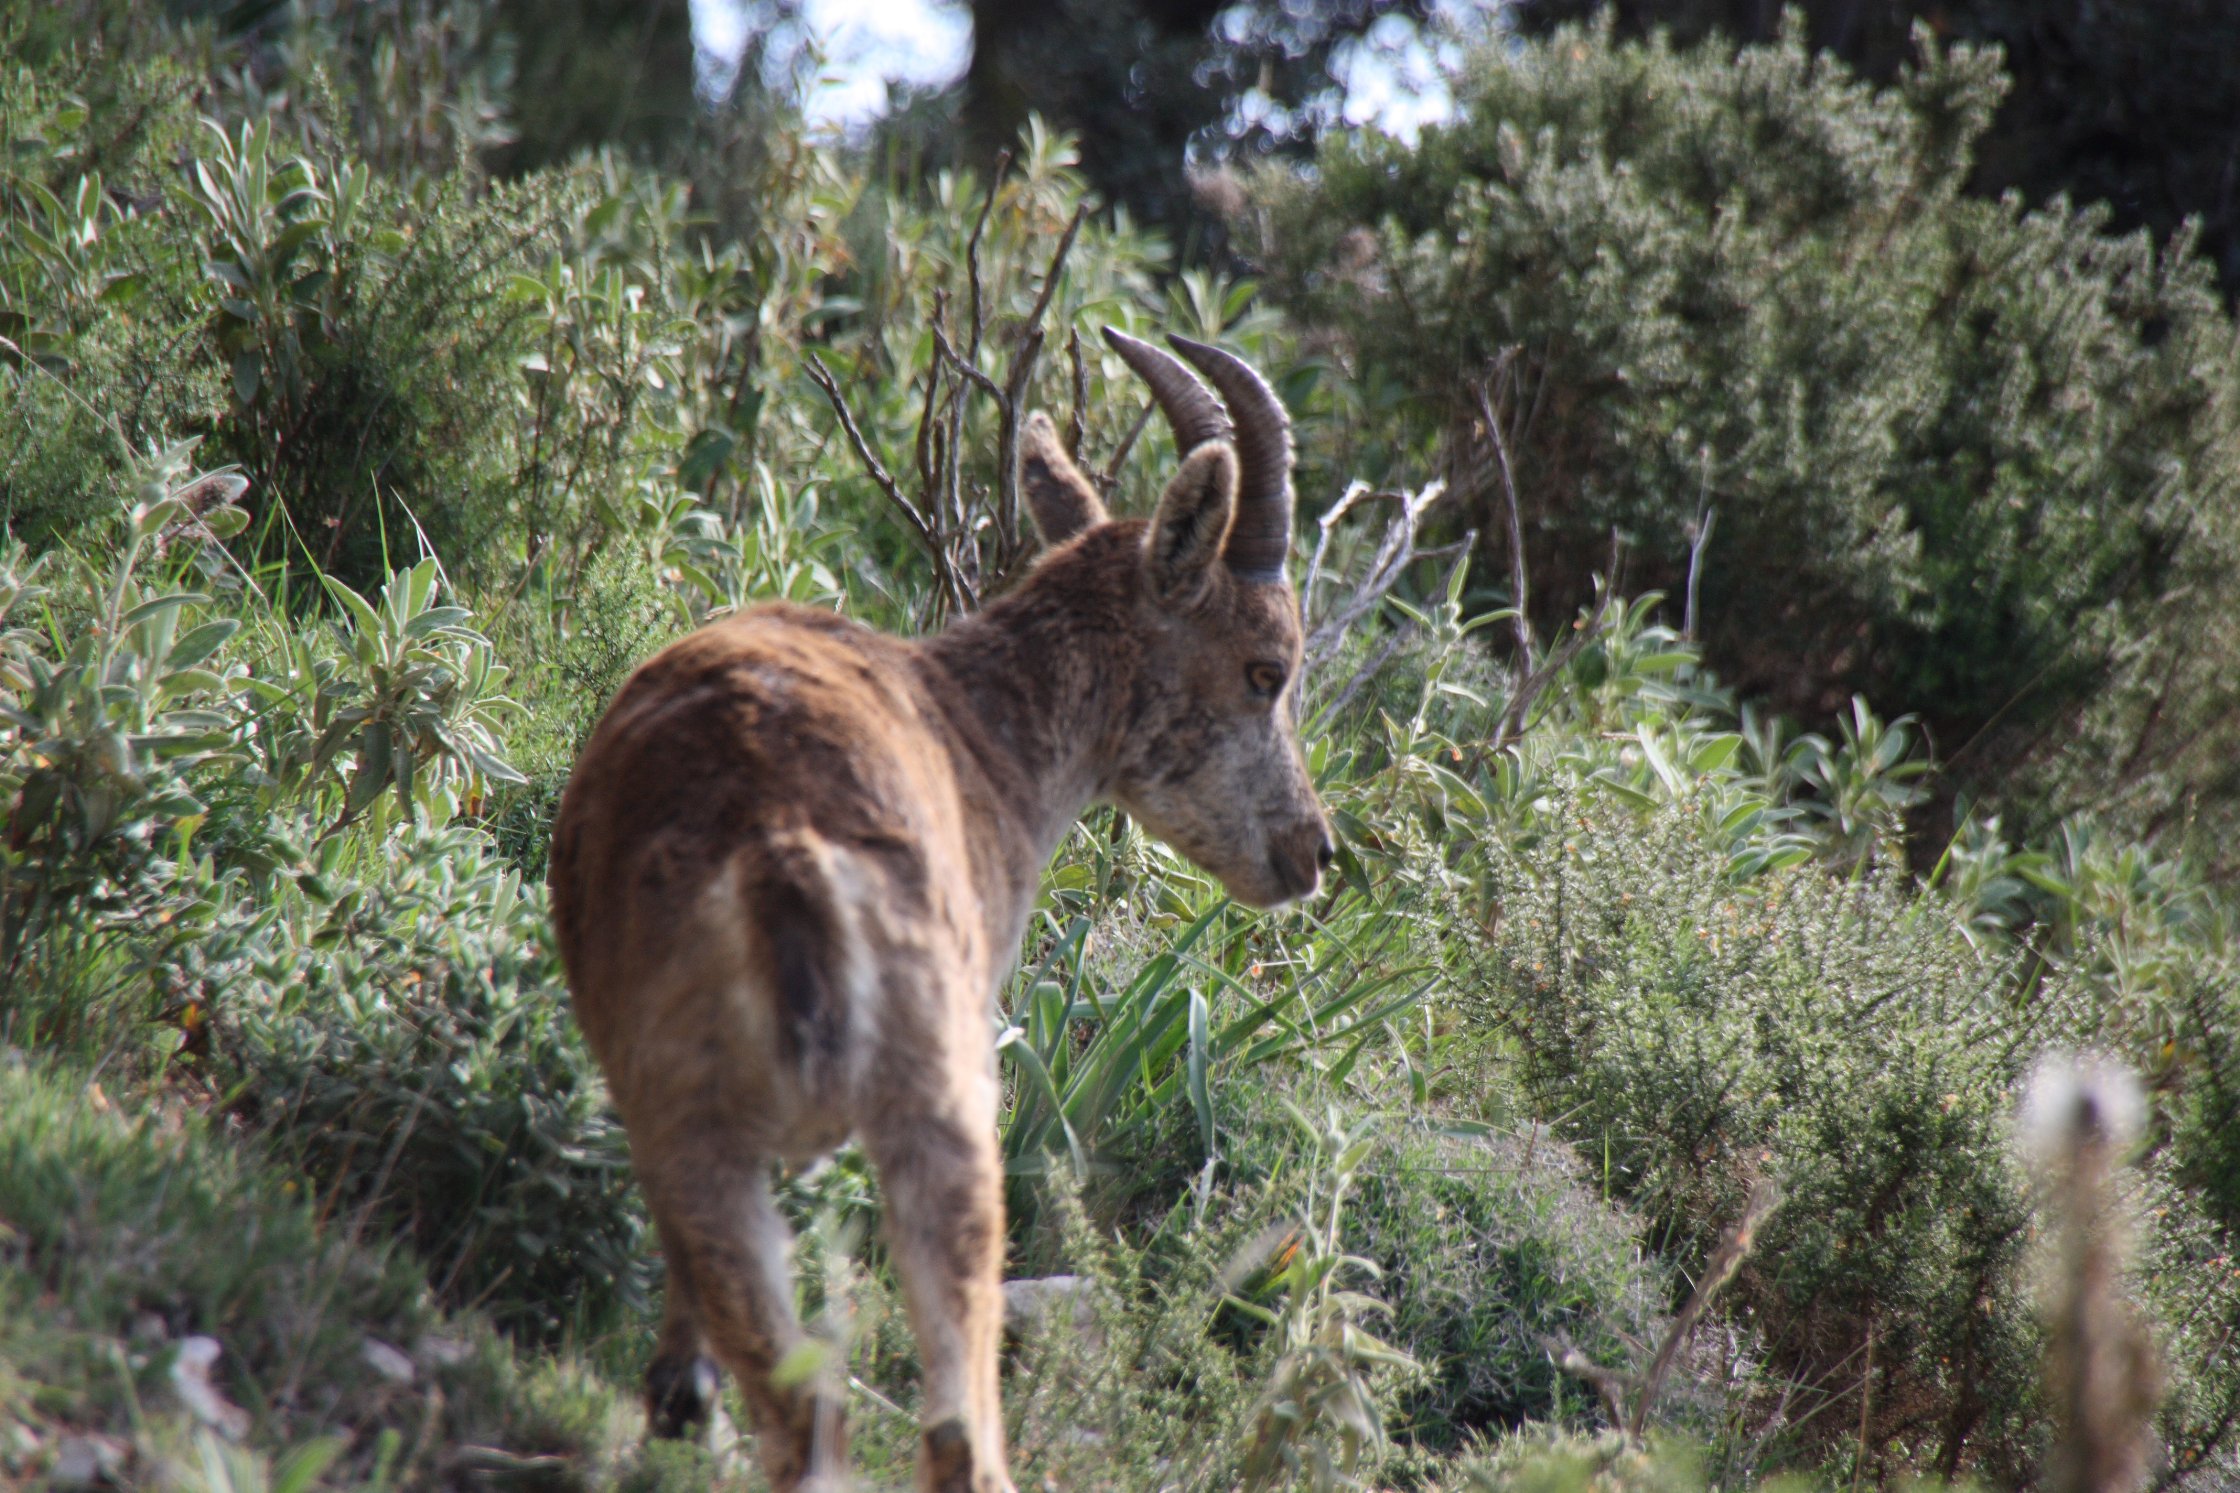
top-left (1513, 0), bottom-right (2240, 298)
top-left (133, 0), bottom-right (696, 178)
top-left (902, 0), bottom-right (1435, 249)
top-left (1245, 19), bottom-right (2240, 854)
top-left (488, 0), bottom-right (699, 173)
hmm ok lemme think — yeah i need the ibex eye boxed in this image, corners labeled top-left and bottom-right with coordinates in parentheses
top-left (1246, 662), bottom-right (1286, 698)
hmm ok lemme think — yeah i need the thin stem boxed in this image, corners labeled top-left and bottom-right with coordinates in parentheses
top-left (804, 352), bottom-right (969, 615)
top-left (1473, 358), bottom-right (1535, 661)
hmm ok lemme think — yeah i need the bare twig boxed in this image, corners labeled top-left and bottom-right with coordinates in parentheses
top-left (1473, 356), bottom-right (1536, 660)
top-left (932, 202), bottom-right (1088, 572)
top-left (1095, 401), bottom-right (1156, 495)
top-left (805, 352), bottom-right (969, 613)
top-left (1019, 204), bottom-right (1085, 342)
top-left (993, 204), bottom-right (1088, 562)
top-left (1682, 443), bottom-right (1716, 642)
top-left (1631, 1176), bottom-right (1781, 1439)
top-left (932, 324), bottom-right (1006, 405)
top-left (1065, 328), bottom-right (1089, 456)
top-left (915, 289), bottom-right (948, 502)
top-left (1301, 478), bottom-right (1449, 669)
top-left (1683, 505), bottom-right (1717, 643)
top-left (1547, 1336), bottom-right (1633, 1428)
top-left (1551, 1174), bottom-right (1779, 1444)
top-left (1300, 480), bottom-right (1384, 607)
top-left (964, 150), bottom-right (1009, 363)
top-left (1316, 537), bottom-right (1473, 720)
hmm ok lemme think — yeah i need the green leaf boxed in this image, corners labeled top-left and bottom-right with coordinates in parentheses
top-left (199, 504), bottom-right (252, 541)
top-left (1689, 732), bottom-right (1743, 774)
top-left (1188, 988), bottom-right (1213, 1159)
top-left (1331, 844), bottom-right (1374, 904)
top-left (348, 723), bottom-right (392, 813)
top-left (269, 1436), bottom-right (348, 1493)
top-left (131, 499), bottom-right (185, 540)
top-left (321, 575), bottom-right (384, 640)
top-left (169, 619), bottom-right (240, 669)
top-left (122, 593), bottom-right (209, 627)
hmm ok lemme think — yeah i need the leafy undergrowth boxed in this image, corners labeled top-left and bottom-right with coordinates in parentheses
top-left (6, 7), bottom-right (2240, 1493)
top-left (0, 1056), bottom-right (711, 1492)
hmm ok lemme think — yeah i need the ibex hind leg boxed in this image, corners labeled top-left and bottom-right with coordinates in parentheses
top-left (644, 1214), bottom-right (719, 1440)
top-left (643, 1159), bottom-right (849, 1490)
top-left (864, 1092), bottom-right (1012, 1493)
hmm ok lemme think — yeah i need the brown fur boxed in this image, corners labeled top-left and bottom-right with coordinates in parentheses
top-left (551, 390), bottom-right (1330, 1493)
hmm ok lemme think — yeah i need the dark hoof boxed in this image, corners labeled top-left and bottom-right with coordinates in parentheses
top-left (645, 1353), bottom-right (720, 1439)
top-left (922, 1417), bottom-right (973, 1493)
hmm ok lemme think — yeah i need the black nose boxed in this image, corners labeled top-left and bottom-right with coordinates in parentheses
top-left (1314, 832), bottom-right (1336, 870)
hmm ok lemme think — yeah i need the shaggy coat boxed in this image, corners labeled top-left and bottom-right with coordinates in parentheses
top-left (550, 335), bottom-right (1330, 1493)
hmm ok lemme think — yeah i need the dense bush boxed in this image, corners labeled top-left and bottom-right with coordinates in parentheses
top-left (1510, 0), bottom-right (2240, 301)
top-left (0, 41), bottom-right (217, 548)
top-left (0, 42), bottom-right (549, 581)
top-left (9, 7), bottom-right (2240, 1490)
top-left (1469, 791), bottom-right (2240, 1484)
top-left (209, 823), bottom-right (651, 1348)
top-left (0, 1055), bottom-right (696, 1492)
top-left (1352, 1122), bottom-right (1667, 1450)
top-left (1244, 18), bottom-right (2240, 853)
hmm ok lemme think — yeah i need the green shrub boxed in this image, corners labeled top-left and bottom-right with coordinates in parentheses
top-left (490, 542), bottom-right (685, 876)
top-left (177, 119), bottom-right (579, 589)
top-left (1245, 17), bottom-right (2240, 851)
top-left (1353, 1122), bottom-right (1667, 1450)
top-left (1469, 792), bottom-right (2240, 1486)
top-left (202, 821), bottom-right (651, 1348)
top-left (0, 490), bottom-right (250, 1012)
top-left (0, 1054), bottom-right (680, 1491)
top-left (1000, 1118), bottom-right (1431, 1493)
top-left (0, 42), bottom-right (218, 549)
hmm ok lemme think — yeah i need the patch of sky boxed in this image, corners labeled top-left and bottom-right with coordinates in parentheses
top-left (690, 0), bottom-right (1510, 141)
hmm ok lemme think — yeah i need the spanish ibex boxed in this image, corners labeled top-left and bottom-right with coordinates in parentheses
top-left (549, 330), bottom-right (1332, 1493)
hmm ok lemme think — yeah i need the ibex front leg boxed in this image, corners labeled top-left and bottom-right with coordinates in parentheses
top-left (863, 1048), bottom-right (1011, 1493)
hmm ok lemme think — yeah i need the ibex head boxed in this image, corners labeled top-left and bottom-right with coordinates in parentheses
top-left (1015, 329), bottom-right (1333, 908)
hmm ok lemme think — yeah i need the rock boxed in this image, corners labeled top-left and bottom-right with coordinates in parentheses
top-left (1001, 1275), bottom-right (1105, 1348)
top-left (412, 1333), bottom-right (472, 1368)
top-left (170, 1336), bottom-right (250, 1440)
top-left (51, 1433), bottom-right (126, 1487)
top-left (362, 1337), bottom-right (416, 1383)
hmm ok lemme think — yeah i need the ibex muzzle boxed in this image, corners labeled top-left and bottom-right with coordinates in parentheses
top-left (550, 332), bottom-right (1331, 1492)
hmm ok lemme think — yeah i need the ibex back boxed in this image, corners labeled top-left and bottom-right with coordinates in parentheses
top-left (549, 331), bottom-right (1332, 1493)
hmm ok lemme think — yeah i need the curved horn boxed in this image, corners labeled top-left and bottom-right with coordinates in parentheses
top-left (1101, 326), bottom-right (1230, 455)
top-left (1167, 334), bottom-right (1294, 581)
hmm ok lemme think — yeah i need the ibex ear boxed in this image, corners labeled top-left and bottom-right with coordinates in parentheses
top-left (1019, 412), bottom-right (1107, 546)
top-left (1144, 442), bottom-right (1237, 603)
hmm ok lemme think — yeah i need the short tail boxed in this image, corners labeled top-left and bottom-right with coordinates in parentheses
top-left (748, 828), bottom-right (869, 1074)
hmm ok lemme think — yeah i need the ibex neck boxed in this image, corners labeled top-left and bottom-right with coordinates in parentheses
top-left (915, 527), bottom-right (1144, 878)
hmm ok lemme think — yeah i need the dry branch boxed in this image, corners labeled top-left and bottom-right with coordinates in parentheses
top-left (1631, 1175), bottom-right (1781, 1438)
top-left (964, 151), bottom-right (1009, 362)
top-left (1095, 401), bottom-right (1155, 495)
top-left (1547, 1174), bottom-right (1781, 1444)
top-left (1474, 528), bottom-right (1629, 766)
top-left (1293, 475), bottom-right (1476, 722)
top-left (1472, 356), bottom-right (1535, 660)
top-left (1302, 478), bottom-right (1449, 670)
top-left (1065, 328), bottom-right (1089, 456)
top-left (805, 352), bottom-right (971, 615)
